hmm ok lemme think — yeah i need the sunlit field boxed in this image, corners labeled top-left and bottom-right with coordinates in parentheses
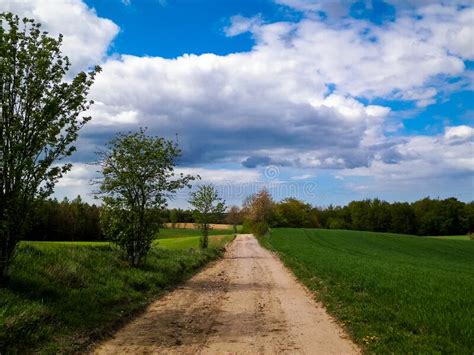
top-left (259, 228), bottom-right (474, 353)
top-left (0, 233), bottom-right (234, 353)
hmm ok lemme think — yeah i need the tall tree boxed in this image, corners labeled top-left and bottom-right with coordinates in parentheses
top-left (0, 13), bottom-right (99, 283)
top-left (97, 128), bottom-right (195, 266)
top-left (242, 188), bottom-right (275, 236)
top-left (189, 184), bottom-right (225, 248)
top-left (226, 205), bottom-right (242, 233)
top-left (169, 208), bottom-right (178, 228)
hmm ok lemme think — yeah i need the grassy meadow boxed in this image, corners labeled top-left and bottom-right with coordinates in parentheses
top-left (156, 226), bottom-right (237, 239)
top-left (259, 228), bottom-right (474, 353)
top-left (0, 231), bottom-right (234, 353)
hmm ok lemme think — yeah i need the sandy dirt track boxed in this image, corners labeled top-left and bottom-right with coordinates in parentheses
top-left (94, 234), bottom-right (359, 354)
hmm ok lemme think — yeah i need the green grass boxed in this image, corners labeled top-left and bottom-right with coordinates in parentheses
top-left (427, 235), bottom-right (472, 241)
top-left (259, 228), bottom-right (474, 354)
top-left (156, 235), bottom-right (235, 249)
top-left (156, 227), bottom-right (237, 239)
top-left (0, 235), bottom-right (233, 353)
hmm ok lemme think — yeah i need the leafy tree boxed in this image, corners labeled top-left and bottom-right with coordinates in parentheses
top-left (242, 188), bottom-right (275, 236)
top-left (189, 184), bottom-right (225, 248)
top-left (464, 202), bottom-right (474, 235)
top-left (226, 205), bottom-right (242, 233)
top-left (275, 198), bottom-right (317, 228)
top-left (25, 197), bottom-right (103, 241)
top-left (390, 202), bottom-right (416, 235)
top-left (0, 13), bottom-right (99, 283)
top-left (97, 128), bottom-right (195, 266)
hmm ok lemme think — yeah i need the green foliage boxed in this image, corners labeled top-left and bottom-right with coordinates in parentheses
top-left (260, 228), bottom-right (474, 353)
top-left (161, 208), bottom-right (196, 223)
top-left (97, 128), bottom-right (195, 266)
top-left (242, 188), bottom-right (275, 236)
top-left (0, 240), bottom-right (226, 353)
top-left (25, 196), bottom-right (103, 241)
top-left (188, 184), bottom-right (226, 248)
top-left (169, 208), bottom-right (179, 228)
top-left (251, 221), bottom-right (270, 237)
top-left (0, 13), bottom-right (99, 282)
top-left (274, 198), bottom-right (320, 228)
top-left (270, 197), bottom-right (472, 236)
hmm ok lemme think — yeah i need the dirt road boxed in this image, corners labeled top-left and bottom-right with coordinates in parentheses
top-left (94, 234), bottom-right (359, 354)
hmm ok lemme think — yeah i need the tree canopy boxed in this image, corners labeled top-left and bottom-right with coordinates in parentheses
top-left (189, 184), bottom-right (225, 248)
top-left (0, 12), bottom-right (99, 283)
top-left (97, 128), bottom-right (195, 265)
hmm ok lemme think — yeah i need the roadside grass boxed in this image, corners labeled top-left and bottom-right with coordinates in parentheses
top-left (156, 227), bottom-right (237, 239)
top-left (0, 235), bottom-right (233, 353)
top-left (156, 235), bottom-right (235, 250)
top-left (259, 228), bottom-right (474, 354)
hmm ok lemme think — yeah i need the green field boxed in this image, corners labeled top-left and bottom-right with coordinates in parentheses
top-left (427, 235), bottom-right (472, 241)
top-left (0, 234), bottom-right (233, 353)
top-left (156, 227), bottom-right (236, 239)
top-left (259, 228), bottom-right (474, 353)
top-left (156, 235), bottom-right (234, 249)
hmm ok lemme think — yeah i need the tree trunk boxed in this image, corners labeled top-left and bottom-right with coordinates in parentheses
top-left (0, 234), bottom-right (14, 286)
top-left (201, 224), bottom-right (209, 249)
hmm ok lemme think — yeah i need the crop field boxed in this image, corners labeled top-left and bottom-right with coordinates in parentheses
top-left (259, 228), bottom-right (474, 353)
top-left (427, 235), bottom-right (472, 241)
top-left (156, 227), bottom-right (236, 239)
top-left (0, 233), bottom-right (233, 353)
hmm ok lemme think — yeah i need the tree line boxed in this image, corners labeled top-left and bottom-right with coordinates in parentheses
top-left (171, 192), bottom-right (473, 237)
top-left (25, 193), bottom-right (472, 243)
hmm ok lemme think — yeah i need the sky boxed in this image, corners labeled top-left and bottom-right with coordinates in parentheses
top-left (2, 0), bottom-right (473, 207)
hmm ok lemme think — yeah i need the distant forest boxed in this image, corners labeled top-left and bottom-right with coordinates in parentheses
top-left (24, 196), bottom-right (473, 241)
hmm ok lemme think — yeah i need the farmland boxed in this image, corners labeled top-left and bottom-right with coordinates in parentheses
top-left (259, 228), bottom-right (474, 353)
top-left (0, 233), bottom-right (233, 353)
top-left (156, 227), bottom-right (236, 239)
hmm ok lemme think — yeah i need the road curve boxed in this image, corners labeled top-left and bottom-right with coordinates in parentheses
top-left (94, 234), bottom-right (359, 354)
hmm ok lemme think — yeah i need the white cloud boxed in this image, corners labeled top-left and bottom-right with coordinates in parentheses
top-left (1, 0), bottom-right (119, 73)
top-left (176, 168), bottom-right (261, 184)
top-left (56, 163), bottom-right (98, 188)
top-left (225, 15), bottom-right (263, 37)
top-left (340, 127), bottom-right (474, 184)
top-left (290, 174), bottom-right (315, 180)
top-left (444, 125), bottom-right (474, 144)
top-left (80, 1), bottom-right (472, 176)
top-left (2, 0), bottom-right (473, 202)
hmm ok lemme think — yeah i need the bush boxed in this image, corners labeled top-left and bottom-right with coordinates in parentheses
top-left (251, 222), bottom-right (270, 237)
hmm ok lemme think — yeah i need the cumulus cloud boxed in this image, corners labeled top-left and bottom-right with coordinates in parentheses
top-left (2, 0), bottom-right (473, 202)
top-left (176, 168), bottom-right (261, 184)
top-left (71, 0), bottom-right (471, 188)
top-left (444, 125), bottom-right (474, 144)
top-left (1, 0), bottom-right (119, 73)
top-left (340, 130), bottom-right (474, 187)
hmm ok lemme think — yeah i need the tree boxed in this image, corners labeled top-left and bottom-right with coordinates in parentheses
top-left (97, 128), bottom-right (195, 266)
top-left (242, 188), bottom-right (275, 236)
top-left (390, 202), bottom-right (416, 235)
top-left (275, 198), bottom-right (316, 228)
top-left (189, 184), bottom-right (225, 248)
top-left (0, 13), bottom-right (99, 284)
top-left (226, 205), bottom-right (242, 233)
top-left (170, 208), bottom-right (178, 228)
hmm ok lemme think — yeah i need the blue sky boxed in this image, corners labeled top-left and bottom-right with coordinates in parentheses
top-left (2, 0), bottom-right (473, 207)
